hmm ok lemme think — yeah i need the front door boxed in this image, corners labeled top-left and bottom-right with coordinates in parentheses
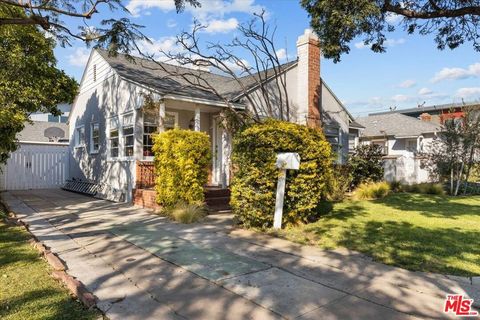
top-left (211, 117), bottom-right (223, 186)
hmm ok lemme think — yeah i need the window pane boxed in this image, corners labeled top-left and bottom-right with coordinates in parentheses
top-left (125, 146), bottom-right (134, 157)
top-left (125, 135), bottom-right (134, 146)
top-left (110, 129), bottom-right (118, 137)
top-left (123, 126), bottom-right (134, 135)
top-left (123, 113), bottom-right (134, 126)
top-left (111, 147), bottom-right (118, 157)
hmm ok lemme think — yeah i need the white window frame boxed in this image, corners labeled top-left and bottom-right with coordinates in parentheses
top-left (122, 112), bottom-right (135, 159)
top-left (74, 125), bottom-right (85, 148)
top-left (90, 122), bottom-right (100, 154)
top-left (143, 111), bottom-right (158, 160)
top-left (107, 116), bottom-right (120, 160)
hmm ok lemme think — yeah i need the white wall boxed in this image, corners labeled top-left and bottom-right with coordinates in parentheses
top-left (68, 50), bottom-right (150, 202)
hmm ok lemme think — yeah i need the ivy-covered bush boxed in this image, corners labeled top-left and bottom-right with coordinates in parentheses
top-left (230, 119), bottom-right (333, 228)
top-left (349, 144), bottom-right (384, 188)
top-left (152, 129), bottom-right (211, 208)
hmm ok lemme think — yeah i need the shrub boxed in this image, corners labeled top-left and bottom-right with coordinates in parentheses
top-left (353, 181), bottom-right (390, 200)
top-left (349, 144), bottom-right (384, 188)
top-left (327, 164), bottom-right (352, 201)
top-left (230, 119), bottom-right (333, 228)
top-left (168, 202), bottom-right (207, 223)
top-left (152, 128), bottom-right (211, 208)
top-left (405, 183), bottom-right (445, 195)
top-left (388, 180), bottom-right (404, 193)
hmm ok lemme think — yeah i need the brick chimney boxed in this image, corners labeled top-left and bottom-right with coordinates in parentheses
top-left (296, 29), bottom-right (321, 127)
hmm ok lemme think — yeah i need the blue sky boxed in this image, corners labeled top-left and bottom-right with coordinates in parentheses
top-left (54, 0), bottom-right (480, 117)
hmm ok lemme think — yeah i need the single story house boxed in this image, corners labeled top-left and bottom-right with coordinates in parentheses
top-left (68, 29), bottom-right (361, 202)
top-left (356, 113), bottom-right (440, 184)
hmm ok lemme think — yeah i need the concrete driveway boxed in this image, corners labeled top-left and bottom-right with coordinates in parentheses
top-left (1, 189), bottom-right (478, 320)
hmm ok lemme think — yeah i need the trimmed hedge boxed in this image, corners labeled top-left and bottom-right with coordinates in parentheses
top-left (230, 120), bottom-right (333, 228)
top-left (152, 129), bottom-right (211, 208)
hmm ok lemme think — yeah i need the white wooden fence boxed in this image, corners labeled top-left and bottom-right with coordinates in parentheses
top-left (0, 142), bottom-right (69, 190)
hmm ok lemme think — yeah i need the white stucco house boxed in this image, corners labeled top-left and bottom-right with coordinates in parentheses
top-left (68, 30), bottom-right (361, 203)
top-left (356, 113), bottom-right (441, 184)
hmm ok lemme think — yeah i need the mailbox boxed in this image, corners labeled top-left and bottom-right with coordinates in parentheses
top-left (276, 152), bottom-right (300, 170)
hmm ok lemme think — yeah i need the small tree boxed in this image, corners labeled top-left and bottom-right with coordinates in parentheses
top-left (422, 105), bottom-right (480, 195)
top-left (348, 144), bottom-right (384, 188)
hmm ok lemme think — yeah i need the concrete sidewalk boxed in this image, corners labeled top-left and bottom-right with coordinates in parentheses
top-left (1, 189), bottom-right (478, 320)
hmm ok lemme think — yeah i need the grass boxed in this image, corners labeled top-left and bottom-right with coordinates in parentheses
top-left (273, 193), bottom-right (480, 276)
top-left (0, 210), bottom-right (101, 320)
top-left (168, 202), bottom-right (207, 223)
top-left (353, 181), bottom-right (390, 200)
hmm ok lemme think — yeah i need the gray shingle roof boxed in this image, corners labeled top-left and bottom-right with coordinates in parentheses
top-left (97, 49), bottom-right (297, 103)
top-left (356, 113), bottom-right (440, 137)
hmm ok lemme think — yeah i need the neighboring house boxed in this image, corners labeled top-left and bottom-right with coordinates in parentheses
top-left (371, 101), bottom-right (480, 125)
top-left (30, 103), bottom-right (72, 123)
top-left (356, 113), bottom-right (440, 184)
top-left (68, 29), bottom-right (360, 202)
top-left (17, 121), bottom-right (69, 143)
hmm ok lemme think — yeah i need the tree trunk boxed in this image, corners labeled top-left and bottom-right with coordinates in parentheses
top-left (454, 162), bottom-right (464, 196)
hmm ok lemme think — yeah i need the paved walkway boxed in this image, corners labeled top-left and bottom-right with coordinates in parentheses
top-left (1, 189), bottom-right (479, 320)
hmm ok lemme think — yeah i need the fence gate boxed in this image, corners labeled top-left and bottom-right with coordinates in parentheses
top-left (0, 142), bottom-right (69, 190)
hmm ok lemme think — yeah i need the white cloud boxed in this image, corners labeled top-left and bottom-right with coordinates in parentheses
top-left (204, 18), bottom-right (238, 33)
top-left (385, 13), bottom-right (402, 24)
top-left (68, 47), bottom-right (90, 68)
top-left (187, 0), bottom-right (264, 21)
top-left (276, 48), bottom-right (288, 60)
top-left (126, 0), bottom-right (175, 17)
top-left (135, 36), bottom-right (183, 60)
top-left (167, 19), bottom-right (177, 28)
top-left (418, 87), bottom-right (433, 95)
top-left (391, 94), bottom-right (410, 103)
top-left (384, 38), bottom-right (405, 47)
top-left (398, 79), bottom-right (416, 88)
top-left (455, 87), bottom-right (480, 99)
top-left (354, 38), bottom-right (405, 50)
top-left (431, 62), bottom-right (480, 83)
top-left (354, 42), bottom-right (368, 49)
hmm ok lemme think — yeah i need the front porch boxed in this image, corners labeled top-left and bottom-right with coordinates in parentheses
top-left (132, 160), bottom-right (231, 212)
top-left (138, 98), bottom-right (231, 189)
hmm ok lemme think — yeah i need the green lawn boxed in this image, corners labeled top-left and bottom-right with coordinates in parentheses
top-left (0, 211), bottom-right (100, 320)
top-left (273, 193), bottom-right (480, 276)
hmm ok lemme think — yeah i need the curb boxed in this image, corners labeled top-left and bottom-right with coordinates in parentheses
top-left (2, 205), bottom-right (98, 310)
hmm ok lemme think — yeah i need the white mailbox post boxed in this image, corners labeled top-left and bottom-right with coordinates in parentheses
top-left (274, 152), bottom-right (300, 229)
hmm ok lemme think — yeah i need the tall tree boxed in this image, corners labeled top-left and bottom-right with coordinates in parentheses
top-left (301, 0), bottom-right (480, 62)
top-left (0, 0), bottom-right (200, 55)
top-left (0, 6), bottom-right (78, 165)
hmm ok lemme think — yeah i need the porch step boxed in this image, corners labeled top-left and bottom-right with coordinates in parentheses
top-left (204, 188), bottom-right (231, 212)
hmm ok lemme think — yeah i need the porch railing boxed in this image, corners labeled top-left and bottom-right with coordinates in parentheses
top-left (135, 161), bottom-right (155, 189)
